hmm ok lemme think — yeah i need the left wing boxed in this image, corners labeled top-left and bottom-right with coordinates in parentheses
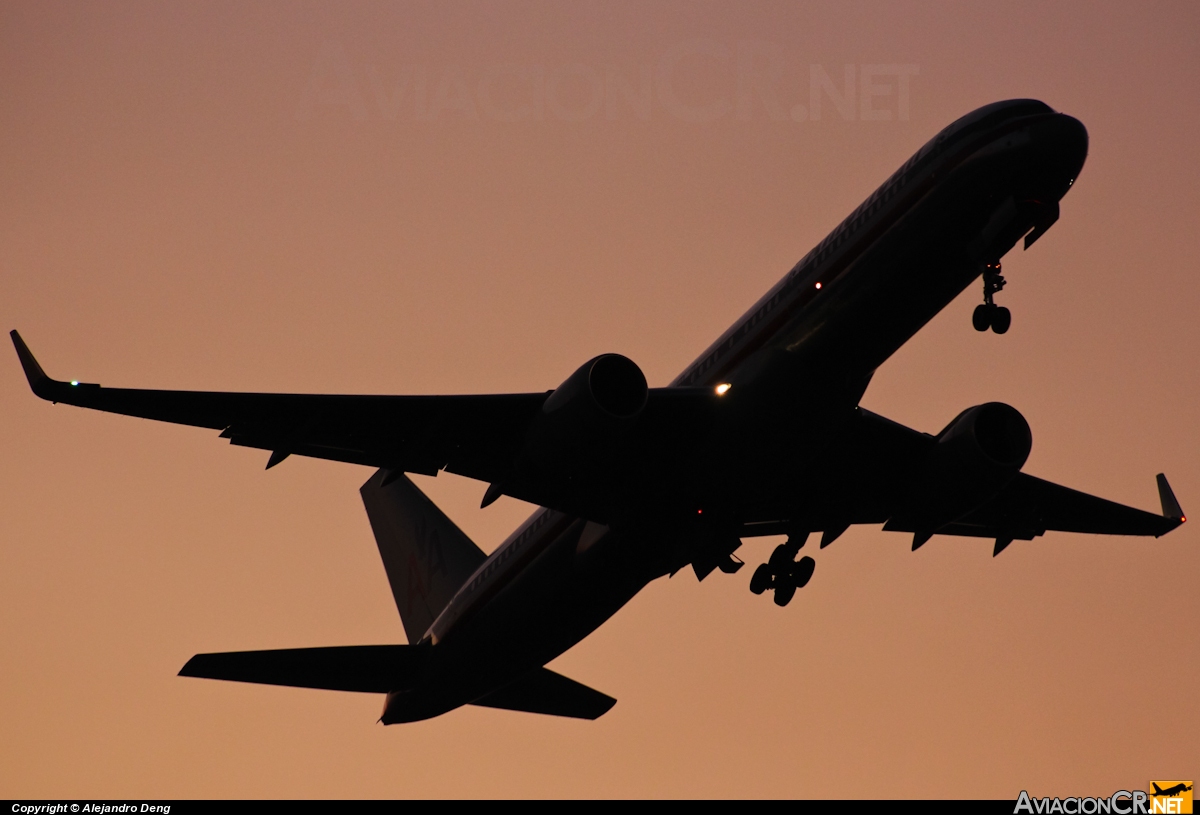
top-left (12, 330), bottom-right (545, 483)
top-left (12, 332), bottom-right (722, 506)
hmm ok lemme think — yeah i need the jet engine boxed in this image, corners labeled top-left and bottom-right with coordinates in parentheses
top-left (541, 353), bottom-right (648, 422)
top-left (893, 402), bottom-right (1032, 530)
top-left (519, 354), bottom-right (648, 477)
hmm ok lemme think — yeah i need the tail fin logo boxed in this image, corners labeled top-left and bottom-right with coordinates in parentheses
top-left (1149, 782), bottom-right (1193, 814)
top-left (413, 516), bottom-right (449, 578)
top-left (405, 551), bottom-right (431, 620)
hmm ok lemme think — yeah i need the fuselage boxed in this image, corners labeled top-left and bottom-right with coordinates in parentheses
top-left (381, 100), bottom-right (1089, 723)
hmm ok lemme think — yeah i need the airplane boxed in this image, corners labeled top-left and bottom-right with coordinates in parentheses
top-left (1151, 783), bottom-right (1193, 798)
top-left (11, 98), bottom-right (1186, 724)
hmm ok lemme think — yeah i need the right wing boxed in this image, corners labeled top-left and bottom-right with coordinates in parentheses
top-left (856, 405), bottom-right (1186, 546)
top-left (878, 469), bottom-right (1184, 555)
top-left (738, 408), bottom-right (1184, 551)
top-left (932, 471), bottom-right (1184, 541)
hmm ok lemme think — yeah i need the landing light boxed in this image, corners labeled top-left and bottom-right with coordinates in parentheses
top-left (815, 282), bottom-right (822, 289)
top-left (715, 383), bottom-right (731, 395)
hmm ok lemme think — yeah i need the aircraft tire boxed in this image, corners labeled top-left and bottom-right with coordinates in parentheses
top-left (750, 564), bottom-right (772, 595)
top-left (793, 556), bottom-right (816, 588)
top-left (769, 543), bottom-right (795, 569)
top-left (991, 306), bottom-right (1011, 334)
top-left (774, 583), bottom-right (796, 607)
top-left (972, 304), bottom-right (991, 332)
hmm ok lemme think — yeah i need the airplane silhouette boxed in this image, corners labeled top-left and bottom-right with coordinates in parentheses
top-left (11, 99), bottom-right (1188, 722)
top-left (1152, 783), bottom-right (1193, 798)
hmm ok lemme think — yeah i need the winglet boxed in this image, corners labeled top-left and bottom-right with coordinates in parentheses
top-left (1156, 473), bottom-right (1185, 523)
top-left (11, 329), bottom-right (47, 382)
top-left (10, 330), bottom-right (60, 400)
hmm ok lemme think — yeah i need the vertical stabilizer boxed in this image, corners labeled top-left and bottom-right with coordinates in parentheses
top-left (360, 470), bottom-right (487, 644)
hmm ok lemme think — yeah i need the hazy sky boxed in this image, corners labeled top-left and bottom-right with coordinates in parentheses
top-left (2, 0), bottom-right (1197, 799)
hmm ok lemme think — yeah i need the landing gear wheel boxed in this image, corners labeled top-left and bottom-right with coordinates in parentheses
top-left (791, 556), bottom-right (816, 588)
top-left (774, 582), bottom-right (796, 607)
top-left (972, 304), bottom-right (991, 332)
top-left (758, 541), bottom-right (815, 603)
top-left (990, 306), bottom-right (1011, 334)
top-left (769, 543), bottom-right (797, 569)
top-left (749, 563), bottom-right (772, 595)
top-left (975, 262), bottom-right (1011, 334)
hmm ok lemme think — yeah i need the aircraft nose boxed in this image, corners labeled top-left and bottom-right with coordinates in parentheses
top-left (1041, 113), bottom-right (1089, 185)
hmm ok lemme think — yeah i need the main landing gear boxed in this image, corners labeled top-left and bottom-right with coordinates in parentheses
top-left (972, 262), bottom-right (1011, 334)
top-left (749, 532), bottom-right (816, 607)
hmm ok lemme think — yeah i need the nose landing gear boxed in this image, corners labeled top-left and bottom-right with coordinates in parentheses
top-left (972, 262), bottom-right (1011, 334)
top-left (749, 532), bottom-right (816, 607)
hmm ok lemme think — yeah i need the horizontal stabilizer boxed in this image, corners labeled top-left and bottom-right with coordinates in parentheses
top-left (471, 667), bottom-right (616, 720)
top-left (179, 645), bottom-right (426, 693)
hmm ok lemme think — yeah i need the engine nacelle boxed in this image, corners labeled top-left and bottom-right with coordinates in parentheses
top-left (541, 353), bottom-right (648, 421)
top-left (893, 402), bottom-right (1032, 530)
top-left (519, 354), bottom-right (648, 477)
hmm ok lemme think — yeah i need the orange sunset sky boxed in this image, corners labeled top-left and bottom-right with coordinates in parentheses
top-left (2, 1), bottom-right (1197, 799)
